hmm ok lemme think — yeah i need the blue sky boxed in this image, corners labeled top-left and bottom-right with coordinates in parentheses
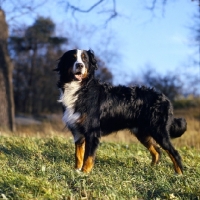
top-left (3, 0), bottom-right (199, 85)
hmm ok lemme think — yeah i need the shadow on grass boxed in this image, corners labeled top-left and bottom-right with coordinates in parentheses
top-left (0, 144), bottom-right (34, 160)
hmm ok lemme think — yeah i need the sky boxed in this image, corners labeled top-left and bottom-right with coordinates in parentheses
top-left (2, 0), bottom-right (200, 85)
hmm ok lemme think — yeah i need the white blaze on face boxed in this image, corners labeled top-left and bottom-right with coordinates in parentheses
top-left (73, 49), bottom-right (86, 81)
top-left (76, 49), bottom-right (83, 64)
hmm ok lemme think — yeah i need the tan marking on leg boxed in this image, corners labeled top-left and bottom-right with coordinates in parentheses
top-left (165, 150), bottom-right (182, 174)
top-left (82, 156), bottom-right (94, 173)
top-left (137, 136), bottom-right (160, 165)
top-left (148, 145), bottom-right (160, 165)
top-left (75, 140), bottom-right (85, 170)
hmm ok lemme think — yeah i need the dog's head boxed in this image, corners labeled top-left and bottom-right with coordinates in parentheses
top-left (54, 49), bottom-right (98, 87)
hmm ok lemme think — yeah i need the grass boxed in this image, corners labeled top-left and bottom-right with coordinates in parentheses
top-left (0, 136), bottom-right (200, 200)
top-left (0, 108), bottom-right (200, 199)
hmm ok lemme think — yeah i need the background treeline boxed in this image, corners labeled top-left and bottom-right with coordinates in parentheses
top-left (9, 17), bottom-right (113, 115)
top-left (7, 16), bottom-right (199, 116)
top-left (0, 0), bottom-right (199, 133)
top-left (10, 16), bottom-right (199, 115)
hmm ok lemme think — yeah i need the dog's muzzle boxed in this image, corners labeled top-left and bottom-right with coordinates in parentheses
top-left (74, 62), bottom-right (86, 81)
top-left (75, 63), bottom-right (84, 71)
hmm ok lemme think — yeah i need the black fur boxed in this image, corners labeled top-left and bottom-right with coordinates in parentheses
top-left (54, 49), bottom-right (187, 174)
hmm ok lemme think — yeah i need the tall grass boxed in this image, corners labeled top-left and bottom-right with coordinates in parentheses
top-left (7, 108), bottom-right (200, 149)
top-left (172, 109), bottom-right (200, 149)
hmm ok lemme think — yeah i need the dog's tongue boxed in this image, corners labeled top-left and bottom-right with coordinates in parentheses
top-left (75, 74), bottom-right (82, 81)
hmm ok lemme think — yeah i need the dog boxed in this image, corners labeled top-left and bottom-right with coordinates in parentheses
top-left (54, 49), bottom-right (187, 174)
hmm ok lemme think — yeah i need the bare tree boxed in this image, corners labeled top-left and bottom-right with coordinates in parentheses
top-left (64, 0), bottom-right (118, 25)
top-left (0, 9), bottom-right (15, 131)
top-left (0, 0), bottom-right (48, 131)
top-left (95, 58), bottom-right (113, 83)
top-left (130, 67), bottom-right (183, 102)
top-left (59, 0), bottom-right (197, 23)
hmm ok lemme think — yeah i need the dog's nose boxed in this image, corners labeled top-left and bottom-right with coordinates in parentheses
top-left (75, 63), bottom-right (84, 69)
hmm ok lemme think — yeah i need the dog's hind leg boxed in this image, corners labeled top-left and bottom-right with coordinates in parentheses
top-left (137, 135), bottom-right (161, 165)
top-left (75, 137), bottom-right (85, 171)
top-left (152, 133), bottom-right (183, 174)
top-left (165, 149), bottom-right (183, 174)
top-left (82, 136), bottom-right (100, 173)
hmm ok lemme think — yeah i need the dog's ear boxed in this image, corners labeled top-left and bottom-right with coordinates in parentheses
top-left (53, 65), bottom-right (59, 72)
top-left (53, 57), bottom-right (62, 73)
top-left (87, 49), bottom-right (98, 70)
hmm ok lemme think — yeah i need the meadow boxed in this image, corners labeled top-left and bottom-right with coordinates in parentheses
top-left (0, 108), bottom-right (200, 199)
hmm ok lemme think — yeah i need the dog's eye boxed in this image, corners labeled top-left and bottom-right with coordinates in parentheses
top-left (81, 54), bottom-right (87, 62)
top-left (72, 55), bottom-right (77, 61)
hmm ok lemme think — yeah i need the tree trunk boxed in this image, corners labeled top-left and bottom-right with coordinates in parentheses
top-left (0, 9), bottom-right (15, 132)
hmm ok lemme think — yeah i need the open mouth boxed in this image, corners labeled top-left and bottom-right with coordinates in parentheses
top-left (74, 72), bottom-right (83, 81)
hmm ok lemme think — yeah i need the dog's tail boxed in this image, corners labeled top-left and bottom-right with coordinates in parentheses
top-left (170, 118), bottom-right (187, 138)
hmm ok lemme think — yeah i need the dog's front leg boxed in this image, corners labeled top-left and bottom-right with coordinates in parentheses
top-left (75, 137), bottom-right (85, 171)
top-left (82, 136), bottom-right (100, 173)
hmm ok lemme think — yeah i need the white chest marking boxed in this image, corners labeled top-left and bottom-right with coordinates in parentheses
top-left (59, 81), bottom-right (81, 127)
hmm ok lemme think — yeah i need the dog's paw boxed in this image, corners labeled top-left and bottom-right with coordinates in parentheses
top-left (75, 168), bottom-right (82, 173)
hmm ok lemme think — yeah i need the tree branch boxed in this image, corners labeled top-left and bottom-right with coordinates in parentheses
top-left (145, 0), bottom-right (168, 11)
top-left (145, 0), bottom-right (157, 11)
top-left (3, 0), bottom-right (46, 22)
top-left (67, 0), bottom-right (104, 13)
top-left (65, 0), bottom-right (118, 25)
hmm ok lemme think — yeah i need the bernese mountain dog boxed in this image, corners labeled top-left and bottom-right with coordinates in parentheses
top-left (54, 49), bottom-right (187, 174)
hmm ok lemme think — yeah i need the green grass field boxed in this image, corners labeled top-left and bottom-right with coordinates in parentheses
top-left (0, 136), bottom-right (200, 200)
top-left (0, 108), bottom-right (200, 199)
